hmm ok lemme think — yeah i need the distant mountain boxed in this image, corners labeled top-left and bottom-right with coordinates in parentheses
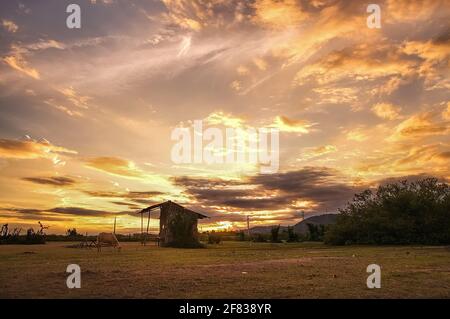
top-left (293, 214), bottom-right (338, 235)
top-left (249, 225), bottom-right (287, 235)
top-left (249, 213), bottom-right (338, 235)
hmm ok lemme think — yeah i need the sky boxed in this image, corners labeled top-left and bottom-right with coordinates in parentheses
top-left (0, 0), bottom-right (449, 234)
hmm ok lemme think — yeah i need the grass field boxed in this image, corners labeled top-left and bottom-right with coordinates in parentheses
top-left (1, 241), bottom-right (449, 298)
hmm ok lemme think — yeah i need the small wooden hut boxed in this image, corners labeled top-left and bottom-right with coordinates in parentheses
top-left (138, 200), bottom-right (208, 247)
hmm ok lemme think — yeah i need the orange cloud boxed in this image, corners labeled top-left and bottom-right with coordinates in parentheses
top-left (371, 103), bottom-right (402, 120)
top-left (205, 111), bottom-right (245, 128)
top-left (85, 157), bottom-right (146, 179)
top-left (56, 87), bottom-right (91, 110)
top-left (299, 145), bottom-right (337, 161)
top-left (2, 19), bottom-right (18, 33)
top-left (0, 138), bottom-right (77, 160)
top-left (252, 0), bottom-right (308, 29)
top-left (294, 43), bottom-right (414, 86)
top-left (161, 0), bottom-right (227, 31)
top-left (443, 102), bottom-right (450, 120)
top-left (346, 128), bottom-right (368, 142)
top-left (271, 116), bottom-right (313, 134)
top-left (386, 0), bottom-right (448, 22)
top-left (3, 55), bottom-right (40, 79)
top-left (390, 112), bottom-right (450, 141)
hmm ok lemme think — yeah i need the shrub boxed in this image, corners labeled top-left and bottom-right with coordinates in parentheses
top-left (167, 212), bottom-right (204, 248)
top-left (207, 232), bottom-right (221, 244)
top-left (252, 233), bottom-right (267, 242)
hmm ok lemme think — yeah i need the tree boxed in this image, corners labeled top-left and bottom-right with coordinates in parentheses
top-left (324, 178), bottom-right (450, 245)
top-left (66, 228), bottom-right (78, 237)
top-left (287, 226), bottom-right (298, 242)
top-left (270, 225), bottom-right (281, 243)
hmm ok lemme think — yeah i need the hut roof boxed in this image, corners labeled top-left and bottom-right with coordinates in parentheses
top-left (137, 200), bottom-right (208, 219)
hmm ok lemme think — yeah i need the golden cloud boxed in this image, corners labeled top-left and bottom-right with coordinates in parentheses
top-left (0, 138), bottom-right (77, 160)
top-left (362, 143), bottom-right (450, 177)
top-left (386, 0), bottom-right (448, 22)
top-left (346, 128), bottom-right (368, 142)
top-left (237, 65), bottom-right (249, 76)
top-left (85, 157), bottom-right (146, 179)
top-left (252, 0), bottom-right (308, 29)
top-left (294, 43), bottom-right (414, 86)
top-left (402, 39), bottom-right (450, 89)
top-left (312, 87), bottom-right (358, 107)
top-left (205, 111), bottom-right (245, 128)
top-left (56, 87), bottom-right (91, 110)
top-left (253, 57), bottom-right (268, 70)
top-left (2, 19), bottom-right (18, 33)
top-left (3, 55), bottom-right (40, 79)
top-left (84, 157), bottom-right (173, 190)
top-left (443, 102), bottom-right (450, 120)
top-left (299, 145), bottom-right (337, 161)
top-left (44, 99), bottom-right (83, 117)
top-left (161, 0), bottom-right (233, 31)
top-left (271, 115), bottom-right (313, 134)
top-left (389, 112), bottom-right (450, 141)
top-left (371, 103), bottom-right (402, 120)
top-left (230, 80), bottom-right (242, 91)
top-left (3, 39), bottom-right (66, 79)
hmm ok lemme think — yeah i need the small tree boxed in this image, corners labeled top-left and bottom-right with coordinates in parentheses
top-left (237, 231), bottom-right (245, 241)
top-left (270, 225), bottom-right (281, 243)
top-left (66, 228), bottom-right (78, 237)
top-left (306, 224), bottom-right (326, 241)
top-left (287, 226), bottom-right (298, 242)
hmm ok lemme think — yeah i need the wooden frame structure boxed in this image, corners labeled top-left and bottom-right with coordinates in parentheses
top-left (137, 200), bottom-right (208, 247)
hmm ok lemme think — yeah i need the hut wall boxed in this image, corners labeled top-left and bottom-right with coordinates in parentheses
top-left (159, 202), bottom-right (200, 247)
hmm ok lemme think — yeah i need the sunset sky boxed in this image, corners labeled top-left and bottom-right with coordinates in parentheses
top-left (0, 0), bottom-right (449, 234)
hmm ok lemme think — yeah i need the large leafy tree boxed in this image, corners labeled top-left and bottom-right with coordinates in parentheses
top-left (325, 178), bottom-right (450, 245)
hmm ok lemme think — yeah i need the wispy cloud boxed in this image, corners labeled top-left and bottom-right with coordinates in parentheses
top-left (0, 138), bottom-right (77, 160)
top-left (2, 19), bottom-right (18, 33)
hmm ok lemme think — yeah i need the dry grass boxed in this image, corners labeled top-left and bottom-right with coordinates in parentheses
top-left (0, 241), bottom-right (449, 298)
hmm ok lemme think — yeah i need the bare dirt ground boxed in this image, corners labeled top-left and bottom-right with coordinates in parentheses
top-left (1, 241), bottom-right (449, 298)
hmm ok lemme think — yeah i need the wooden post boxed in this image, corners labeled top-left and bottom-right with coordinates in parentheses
top-left (247, 215), bottom-right (250, 237)
top-left (145, 211), bottom-right (151, 246)
top-left (141, 212), bottom-right (143, 245)
top-left (113, 216), bottom-right (117, 234)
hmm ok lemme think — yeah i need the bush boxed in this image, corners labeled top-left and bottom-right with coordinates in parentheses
top-left (24, 228), bottom-right (46, 244)
top-left (252, 233), bottom-right (267, 242)
top-left (167, 212), bottom-right (204, 248)
top-left (207, 232), bottom-right (221, 244)
top-left (325, 178), bottom-right (450, 245)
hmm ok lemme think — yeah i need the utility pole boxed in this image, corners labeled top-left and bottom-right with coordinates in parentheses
top-left (113, 216), bottom-right (116, 234)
